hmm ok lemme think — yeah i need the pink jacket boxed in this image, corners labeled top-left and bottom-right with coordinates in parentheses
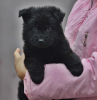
top-left (23, 0), bottom-right (97, 100)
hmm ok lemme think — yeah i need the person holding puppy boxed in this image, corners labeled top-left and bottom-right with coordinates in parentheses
top-left (14, 0), bottom-right (97, 100)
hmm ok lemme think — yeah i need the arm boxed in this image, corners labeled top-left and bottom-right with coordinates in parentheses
top-left (64, 0), bottom-right (87, 48)
top-left (14, 49), bottom-right (97, 99)
top-left (23, 52), bottom-right (97, 100)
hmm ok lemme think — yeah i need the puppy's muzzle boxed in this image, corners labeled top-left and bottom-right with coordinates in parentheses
top-left (35, 36), bottom-right (49, 43)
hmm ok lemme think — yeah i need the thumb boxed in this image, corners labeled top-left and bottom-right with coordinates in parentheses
top-left (14, 48), bottom-right (21, 59)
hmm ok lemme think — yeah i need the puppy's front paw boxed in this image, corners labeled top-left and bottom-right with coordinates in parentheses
top-left (29, 69), bottom-right (44, 84)
top-left (70, 62), bottom-right (83, 76)
top-left (24, 58), bottom-right (44, 84)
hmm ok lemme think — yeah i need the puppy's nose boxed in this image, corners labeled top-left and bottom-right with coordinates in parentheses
top-left (38, 39), bottom-right (45, 42)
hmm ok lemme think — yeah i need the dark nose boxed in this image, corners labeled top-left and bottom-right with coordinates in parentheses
top-left (38, 39), bottom-right (45, 43)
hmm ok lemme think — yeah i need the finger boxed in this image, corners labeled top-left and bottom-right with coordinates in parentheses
top-left (14, 48), bottom-right (21, 59)
top-left (16, 48), bottom-right (20, 53)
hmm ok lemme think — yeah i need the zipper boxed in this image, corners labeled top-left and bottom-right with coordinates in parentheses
top-left (83, 33), bottom-right (88, 46)
top-left (91, 0), bottom-right (93, 8)
top-left (83, 33), bottom-right (88, 58)
top-left (88, 0), bottom-right (93, 10)
top-left (83, 0), bottom-right (92, 47)
top-left (82, 0), bottom-right (93, 58)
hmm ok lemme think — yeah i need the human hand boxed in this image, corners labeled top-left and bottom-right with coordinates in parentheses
top-left (14, 48), bottom-right (27, 80)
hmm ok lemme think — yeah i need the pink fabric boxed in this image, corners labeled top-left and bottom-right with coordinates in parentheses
top-left (23, 0), bottom-right (97, 100)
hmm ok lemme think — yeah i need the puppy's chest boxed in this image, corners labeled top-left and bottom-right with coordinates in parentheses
top-left (33, 50), bottom-right (61, 64)
top-left (24, 46), bottom-right (64, 64)
top-left (42, 53), bottom-right (60, 64)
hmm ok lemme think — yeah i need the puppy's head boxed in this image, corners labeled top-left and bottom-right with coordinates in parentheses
top-left (19, 6), bottom-right (65, 48)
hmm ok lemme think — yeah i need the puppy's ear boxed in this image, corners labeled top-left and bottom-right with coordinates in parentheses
top-left (19, 8), bottom-right (32, 22)
top-left (49, 6), bottom-right (65, 24)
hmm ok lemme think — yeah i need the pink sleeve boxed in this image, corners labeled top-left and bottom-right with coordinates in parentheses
top-left (64, 0), bottom-right (88, 48)
top-left (23, 52), bottom-right (97, 100)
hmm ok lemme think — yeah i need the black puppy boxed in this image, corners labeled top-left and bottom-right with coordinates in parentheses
top-left (18, 6), bottom-right (83, 100)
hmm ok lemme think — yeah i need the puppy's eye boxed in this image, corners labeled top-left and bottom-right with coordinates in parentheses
top-left (47, 26), bottom-right (52, 31)
top-left (33, 27), bottom-right (37, 31)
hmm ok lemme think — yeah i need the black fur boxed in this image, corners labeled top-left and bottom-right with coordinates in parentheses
top-left (18, 6), bottom-right (83, 100)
